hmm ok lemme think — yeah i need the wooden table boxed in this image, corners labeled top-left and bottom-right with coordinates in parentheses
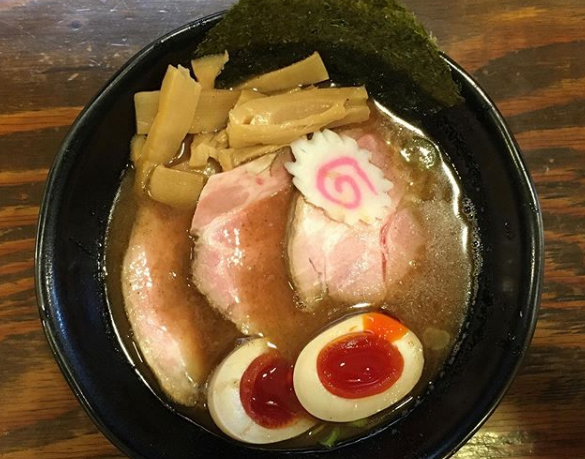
top-left (1, 1), bottom-right (583, 458)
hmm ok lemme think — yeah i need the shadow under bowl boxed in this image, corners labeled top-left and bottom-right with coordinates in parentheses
top-left (35, 11), bottom-right (543, 459)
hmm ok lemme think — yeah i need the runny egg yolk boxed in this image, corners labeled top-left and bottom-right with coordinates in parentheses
top-left (316, 313), bottom-right (408, 399)
top-left (240, 352), bottom-right (302, 429)
top-left (362, 312), bottom-right (407, 342)
top-left (317, 332), bottom-right (404, 399)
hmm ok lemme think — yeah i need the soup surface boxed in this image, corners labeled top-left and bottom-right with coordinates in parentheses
top-left (106, 102), bottom-right (478, 447)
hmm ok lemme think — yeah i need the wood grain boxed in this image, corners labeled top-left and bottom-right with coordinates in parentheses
top-left (1, 0), bottom-right (584, 458)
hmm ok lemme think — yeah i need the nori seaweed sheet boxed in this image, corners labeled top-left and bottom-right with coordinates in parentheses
top-left (195, 0), bottom-right (463, 125)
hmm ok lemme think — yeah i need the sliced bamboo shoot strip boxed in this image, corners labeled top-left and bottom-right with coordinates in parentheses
top-left (300, 86), bottom-right (369, 102)
top-left (218, 144), bottom-right (284, 170)
top-left (172, 158), bottom-right (222, 178)
top-left (170, 161), bottom-right (193, 172)
top-left (134, 159), bottom-right (157, 194)
top-left (189, 89), bottom-right (241, 134)
top-left (238, 52), bottom-right (329, 92)
top-left (135, 65), bottom-right (201, 192)
top-left (133, 91), bottom-right (159, 135)
top-left (148, 165), bottom-right (206, 209)
top-left (327, 102), bottom-right (371, 128)
top-left (226, 86), bottom-right (367, 147)
top-left (132, 89), bottom-right (241, 136)
top-left (235, 90), bottom-right (266, 107)
top-left (229, 87), bottom-right (367, 126)
top-left (134, 91), bottom-right (160, 135)
top-left (212, 129), bottom-right (229, 149)
top-left (191, 132), bottom-right (215, 150)
top-left (190, 142), bottom-right (219, 168)
top-left (227, 103), bottom-right (346, 147)
top-left (191, 51), bottom-right (229, 89)
top-left (130, 135), bottom-right (146, 163)
top-left (226, 86), bottom-right (368, 147)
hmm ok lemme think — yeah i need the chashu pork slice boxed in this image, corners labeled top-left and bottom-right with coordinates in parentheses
top-left (122, 199), bottom-right (238, 406)
top-left (191, 152), bottom-right (309, 337)
top-left (287, 197), bottom-right (387, 306)
top-left (287, 132), bottom-right (424, 309)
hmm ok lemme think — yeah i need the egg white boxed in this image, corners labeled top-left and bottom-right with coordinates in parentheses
top-left (208, 338), bottom-right (316, 444)
top-left (293, 314), bottom-right (424, 422)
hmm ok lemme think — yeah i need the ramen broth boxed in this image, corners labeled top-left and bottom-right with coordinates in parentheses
top-left (106, 100), bottom-right (476, 446)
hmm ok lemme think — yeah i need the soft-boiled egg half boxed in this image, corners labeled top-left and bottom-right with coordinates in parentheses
top-left (208, 338), bottom-right (316, 444)
top-left (293, 312), bottom-right (424, 422)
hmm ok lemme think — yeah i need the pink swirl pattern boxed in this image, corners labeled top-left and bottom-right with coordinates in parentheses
top-left (316, 156), bottom-right (378, 209)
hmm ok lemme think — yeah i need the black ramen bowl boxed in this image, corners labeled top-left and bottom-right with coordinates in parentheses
top-left (35, 11), bottom-right (543, 459)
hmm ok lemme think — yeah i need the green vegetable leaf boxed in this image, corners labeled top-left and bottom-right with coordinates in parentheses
top-left (319, 426), bottom-right (341, 448)
top-left (348, 417), bottom-right (370, 428)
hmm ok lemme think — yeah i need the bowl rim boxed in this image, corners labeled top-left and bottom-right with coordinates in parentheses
top-left (35, 10), bottom-right (544, 459)
top-left (430, 55), bottom-right (544, 457)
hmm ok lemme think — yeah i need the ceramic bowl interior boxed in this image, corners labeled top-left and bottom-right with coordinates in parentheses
top-left (36, 12), bottom-right (543, 459)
